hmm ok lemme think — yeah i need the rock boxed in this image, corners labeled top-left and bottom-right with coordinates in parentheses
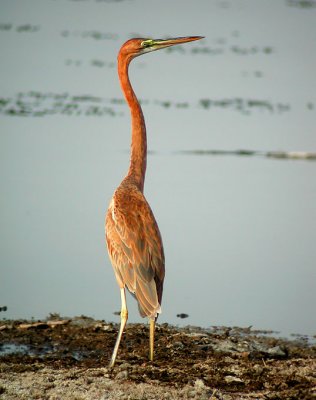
top-left (118, 362), bottom-right (132, 371)
top-left (18, 322), bottom-right (49, 330)
top-left (253, 364), bottom-right (264, 375)
top-left (47, 319), bottom-right (70, 328)
top-left (0, 325), bottom-right (8, 331)
top-left (247, 341), bottom-right (288, 358)
top-left (186, 332), bottom-right (209, 338)
top-left (173, 341), bottom-right (185, 350)
top-left (194, 378), bottom-right (207, 391)
top-left (187, 389), bottom-right (196, 398)
top-left (115, 370), bottom-right (128, 380)
top-left (224, 375), bottom-right (244, 384)
top-left (211, 339), bottom-right (238, 353)
top-left (267, 345), bottom-right (287, 358)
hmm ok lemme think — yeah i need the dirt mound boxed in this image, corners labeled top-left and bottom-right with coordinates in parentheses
top-left (0, 316), bottom-right (315, 399)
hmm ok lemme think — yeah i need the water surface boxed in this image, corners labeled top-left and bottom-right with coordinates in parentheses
top-left (0, 0), bottom-right (315, 338)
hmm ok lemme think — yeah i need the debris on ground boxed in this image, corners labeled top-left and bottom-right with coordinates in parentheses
top-left (0, 316), bottom-right (315, 399)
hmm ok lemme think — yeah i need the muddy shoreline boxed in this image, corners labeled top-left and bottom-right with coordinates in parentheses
top-left (0, 315), bottom-right (315, 399)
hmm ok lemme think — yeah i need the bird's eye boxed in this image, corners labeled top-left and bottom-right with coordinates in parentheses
top-left (141, 39), bottom-right (154, 48)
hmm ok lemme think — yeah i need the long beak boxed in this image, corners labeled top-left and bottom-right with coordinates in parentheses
top-left (154, 36), bottom-right (204, 47)
top-left (141, 36), bottom-right (204, 52)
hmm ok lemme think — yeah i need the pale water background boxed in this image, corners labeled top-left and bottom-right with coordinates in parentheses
top-left (0, 0), bottom-right (315, 338)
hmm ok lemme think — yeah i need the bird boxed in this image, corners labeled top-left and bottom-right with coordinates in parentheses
top-left (105, 36), bottom-right (203, 368)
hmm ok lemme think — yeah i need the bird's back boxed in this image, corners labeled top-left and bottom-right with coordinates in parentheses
top-left (105, 180), bottom-right (165, 320)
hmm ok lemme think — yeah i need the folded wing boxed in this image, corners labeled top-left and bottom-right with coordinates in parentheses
top-left (106, 188), bottom-right (165, 319)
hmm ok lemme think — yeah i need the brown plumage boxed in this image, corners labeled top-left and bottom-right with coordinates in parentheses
top-left (105, 36), bottom-right (203, 367)
top-left (106, 181), bottom-right (164, 319)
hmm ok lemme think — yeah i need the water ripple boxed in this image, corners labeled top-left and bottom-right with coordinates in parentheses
top-left (0, 91), bottom-right (302, 117)
top-left (178, 149), bottom-right (316, 161)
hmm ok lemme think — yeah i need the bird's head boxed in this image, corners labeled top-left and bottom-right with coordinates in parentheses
top-left (118, 36), bottom-right (204, 62)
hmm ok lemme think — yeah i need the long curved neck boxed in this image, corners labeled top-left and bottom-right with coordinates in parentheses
top-left (118, 54), bottom-right (147, 192)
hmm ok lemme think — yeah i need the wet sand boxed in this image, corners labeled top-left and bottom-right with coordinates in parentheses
top-left (0, 316), bottom-right (315, 399)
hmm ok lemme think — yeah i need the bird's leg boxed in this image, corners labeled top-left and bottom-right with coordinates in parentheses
top-left (109, 287), bottom-right (128, 368)
top-left (149, 318), bottom-right (155, 361)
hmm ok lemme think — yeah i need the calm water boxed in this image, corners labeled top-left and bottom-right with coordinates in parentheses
top-left (1, 0), bottom-right (315, 338)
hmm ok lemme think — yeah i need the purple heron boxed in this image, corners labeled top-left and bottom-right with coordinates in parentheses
top-left (105, 36), bottom-right (203, 367)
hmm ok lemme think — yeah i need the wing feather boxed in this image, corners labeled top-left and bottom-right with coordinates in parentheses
top-left (105, 186), bottom-right (165, 319)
